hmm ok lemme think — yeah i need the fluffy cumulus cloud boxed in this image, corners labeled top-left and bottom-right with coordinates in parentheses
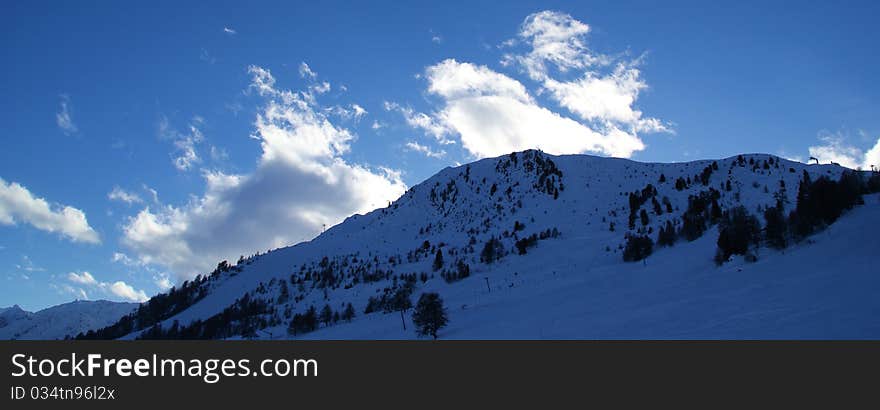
top-left (66, 271), bottom-right (148, 302)
top-left (422, 59), bottom-right (648, 158)
top-left (808, 130), bottom-right (880, 170)
top-left (0, 178), bottom-right (100, 243)
top-left (121, 65), bottom-right (407, 280)
top-left (391, 11), bottom-right (668, 160)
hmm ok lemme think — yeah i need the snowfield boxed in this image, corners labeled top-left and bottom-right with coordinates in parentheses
top-left (39, 151), bottom-right (880, 340)
top-left (299, 193), bottom-right (880, 339)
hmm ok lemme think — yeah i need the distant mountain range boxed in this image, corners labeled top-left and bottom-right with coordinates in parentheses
top-left (0, 300), bottom-right (137, 340)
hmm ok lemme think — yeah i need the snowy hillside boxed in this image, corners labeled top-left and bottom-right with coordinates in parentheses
top-left (0, 300), bottom-right (138, 340)
top-left (77, 150), bottom-right (879, 340)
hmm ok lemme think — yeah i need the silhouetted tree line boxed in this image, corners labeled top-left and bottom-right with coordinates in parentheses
top-left (75, 264), bottom-right (231, 339)
top-left (788, 170), bottom-right (867, 240)
top-left (714, 169), bottom-right (876, 265)
top-left (364, 280), bottom-right (416, 314)
top-left (137, 292), bottom-right (271, 340)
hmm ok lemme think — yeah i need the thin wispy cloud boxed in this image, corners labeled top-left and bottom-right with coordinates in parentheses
top-left (200, 48), bottom-right (216, 64)
top-left (56, 94), bottom-right (78, 136)
top-left (223, 27), bottom-right (237, 35)
top-left (405, 141), bottom-right (446, 158)
top-left (108, 186), bottom-right (143, 205)
top-left (158, 115), bottom-right (206, 172)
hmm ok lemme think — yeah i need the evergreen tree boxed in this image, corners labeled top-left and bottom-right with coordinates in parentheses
top-left (277, 281), bottom-right (290, 304)
top-left (391, 288), bottom-right (413, 330)
top-left (433, 249), bottom-right (444, 271)
top-left (623, 235), bottom-right (654, 262)
top-left (656, 220), bottom-right (677, 247)
top-left (715, 205), bottom-right (761, 264)
top-left (639, 209), bottom-right (650, 226)
top-left (411, 292), bottom-right (448, 339)
top-left (320, 304), bottom-right (333, 327)
top-left (763, 205), bottom-right (787, 249)
top-left (342, 303), bottom-right (356, 322)
top-left (480, 237), bottom-right (504, 264)
top-left (303, 305), bottom-right (318, 332)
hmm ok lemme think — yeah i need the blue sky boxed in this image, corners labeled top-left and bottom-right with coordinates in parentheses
top-left (2, 0), bottom-right (879, 310)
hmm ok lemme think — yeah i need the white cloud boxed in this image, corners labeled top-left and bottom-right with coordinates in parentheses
top-left (108, 186), bottom-right (143, 205)
top-left (16, 255), bottom-right (46, 272)
top-left (417, 59), bottom-right (646, 158)
top-left (106, 281), bottom-right (149, 302)
top-left (863, 137), bottom-right (880, 171)
top-left (56, 94), bottom-right (78, 136)
top-left (199, 48), bottom-right (216, 64)
top-left (142, 185), bottom-right (160, 204)
top-left (159, 116), bottom-right (205, 171)
top-left (405, 142), bottom-right (446, 159)
top-left (112, 252), bottom-right (138, 266)
top-left (52, 283), bottom-right (89, 300)
top-left (503, 10), bottom-right (605, 81)
top-left (808, 131), bottom-right (880, 170)
top-left (391, 12), bottom-right (667, 160)
top-left (427, 60), bottom-right (533, 102)
top-left (210, 145), bottom-right (229, 162)
top-left (542, 61), bottom-right (670, 134)
top-left (0, 178), bottom-right (100, 244)
top-left (68, 271), bottom-right (97, 286)
top-left (511, 11), bottom-right (668, 135)
top-left (223, 27), bottom-right (237, 35)
top-left (154, 273), bottom-right (174, 291)
top-left (384, 101), bottom-right (452, 144)
top-left (122, 65), bottom-right (407, 280)
top-left (351, 104), bottom-right (367, 121)
top-left (326, 104), bottom-right (367, 122)
top-left (65, 270), bottom-right (148, 302)
top-left (299, 62), bottom-right (317, 80)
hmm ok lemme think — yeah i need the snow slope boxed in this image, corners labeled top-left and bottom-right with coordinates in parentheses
top-left (300, 193), bottom-right (880, 339)
top-left (0, 300), bottom-right (138, 340)
top-left (96, 150), bottom-right (876, 339)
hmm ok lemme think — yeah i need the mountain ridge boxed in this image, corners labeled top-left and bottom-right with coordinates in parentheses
top-left (0, 299), bottom-right (138, 340)
top-left (57, 150), bottom-right (880, 339)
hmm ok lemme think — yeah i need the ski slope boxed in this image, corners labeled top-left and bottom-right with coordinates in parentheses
top-left (293, 193), bottom-right (880, 339)
top-left (84, 150), bottom-right (877, 339)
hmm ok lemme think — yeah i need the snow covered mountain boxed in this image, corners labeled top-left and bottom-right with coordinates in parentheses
top-left (0, 300), bottom-right (138, 340)
top-left (77, 150), bottom-right (880, 340)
